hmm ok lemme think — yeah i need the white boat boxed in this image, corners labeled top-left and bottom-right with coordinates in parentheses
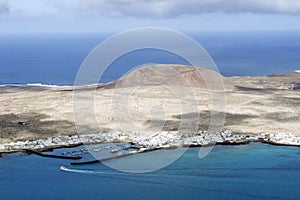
top-left (60, 166), bottom-right (68, 171)
top-left (111, 149), bottom-right (120, 153)
top-left (123, 144), bottom-right (131, 150)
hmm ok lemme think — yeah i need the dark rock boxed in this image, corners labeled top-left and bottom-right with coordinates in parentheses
top-left (292, 83), bottom-right (300, 90)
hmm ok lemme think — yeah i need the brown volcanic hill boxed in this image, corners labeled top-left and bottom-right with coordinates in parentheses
top-left (100, 64), bottom-right (233, 91)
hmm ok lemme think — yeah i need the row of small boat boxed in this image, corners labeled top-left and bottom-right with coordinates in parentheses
top-left (61, 144), bottom-right (133, 155)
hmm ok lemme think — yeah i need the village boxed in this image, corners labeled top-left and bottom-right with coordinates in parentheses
top-left (1, 130), bottom-right (299, 154)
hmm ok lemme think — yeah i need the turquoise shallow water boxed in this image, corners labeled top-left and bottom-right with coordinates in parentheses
top-left (0, 143), bottom-right (300, 200)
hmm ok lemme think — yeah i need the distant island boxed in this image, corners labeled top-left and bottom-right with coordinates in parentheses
top-left (0, 64), bottom-right (299, 153)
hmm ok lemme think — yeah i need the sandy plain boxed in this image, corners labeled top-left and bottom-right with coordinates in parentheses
top-left (0, 64), bottom-right (299, 144)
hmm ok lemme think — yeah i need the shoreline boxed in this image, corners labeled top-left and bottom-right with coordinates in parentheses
top-left (0, 70), bottom-right (298, 88)
top-left (1, 130), bottom-right (299, 156)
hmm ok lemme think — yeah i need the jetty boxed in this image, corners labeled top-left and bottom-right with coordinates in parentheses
top-left (26, 149), bottom-right (82, 160)
top-left (70, 150), bottom-right (142, 165)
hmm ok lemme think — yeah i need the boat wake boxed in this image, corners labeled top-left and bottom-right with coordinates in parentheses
top-left (59, 166), bottom-right (158, 176)
top-left (60, 166), bottom-right (107, 174)
top-left (59, 165), bottom-right (182, 188)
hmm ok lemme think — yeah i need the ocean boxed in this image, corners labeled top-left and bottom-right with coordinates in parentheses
top-left (0, 143), bottom-right (300, 200)
top-left (0, 31), bottom-right (300, 85)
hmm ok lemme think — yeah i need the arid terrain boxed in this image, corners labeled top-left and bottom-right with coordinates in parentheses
top-left (0, 64), bottom-right (299, 144)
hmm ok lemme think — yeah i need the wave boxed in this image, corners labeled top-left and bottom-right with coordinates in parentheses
top-left (26, 83), bottom-right (60, 87)
top-left (0, 83), bottom-right (64, 87)
top-left (0, 83), bottom-right (107, 87)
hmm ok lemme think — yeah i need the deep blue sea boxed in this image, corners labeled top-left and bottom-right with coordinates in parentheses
top-left (1, 143), bottom-right (300, 200)
top-left (0, 31), bottom-right (300, 85)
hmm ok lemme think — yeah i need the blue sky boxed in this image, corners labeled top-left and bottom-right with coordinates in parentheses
top-left (1, 0), bottom-right (300, 33)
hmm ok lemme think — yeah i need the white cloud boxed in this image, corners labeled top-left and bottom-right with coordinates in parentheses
top-left (53, 0), bottom-right (300, 18)
top-left (2, 0), bottom-right (300, 19)
top-left (0, 0), bottom-right (9, 15)
top-left (1, 0), bottom-right (300, 33)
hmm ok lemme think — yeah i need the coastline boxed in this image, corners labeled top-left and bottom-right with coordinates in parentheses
top-left (1, 130), bottom-right (299, 156)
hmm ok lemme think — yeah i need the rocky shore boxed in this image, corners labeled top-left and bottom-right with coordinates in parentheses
top-left (1, 130), bottom-right (299, 154)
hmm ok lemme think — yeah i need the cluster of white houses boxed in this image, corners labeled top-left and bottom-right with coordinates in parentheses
top-left (0, 130), bottom-right (299, 153)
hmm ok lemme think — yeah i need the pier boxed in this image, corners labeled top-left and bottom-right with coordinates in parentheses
top-left (70, 150), bottom-right (141, 165)
top-left (26, 149), bottom-right (82, 160)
